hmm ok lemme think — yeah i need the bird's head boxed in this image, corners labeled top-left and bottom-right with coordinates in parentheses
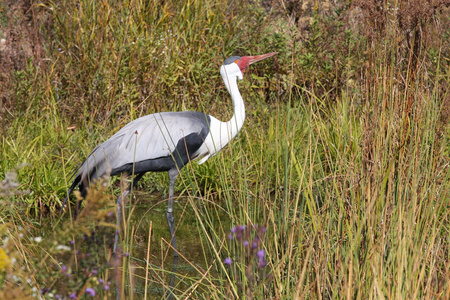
top-left (221, 52), bottom-right (277, 81)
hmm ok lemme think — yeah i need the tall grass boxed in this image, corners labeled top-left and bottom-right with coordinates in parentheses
top-left (0, 0), bottom-right (449, 298)
top-left (184, 82), bottom-right (449, 298)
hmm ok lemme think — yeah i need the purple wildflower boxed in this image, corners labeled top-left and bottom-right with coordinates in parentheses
top-left (224, 257), bottom-right (232, 265)
top-left (231, 227), bottom-right (236, 233)
top-left (257, 249), bottom-right (267, 268)
top-left (258, 259), bottom-right (267, 268)
top-left (257, 249), bottom-right (265, 260)
top-left (85, 288), bottom-right (96, 296)
top-left (235, 227), bottom-right (245, 239)
top-left (61, 265), bottom-right (67, 274)
top-left (243, 240), bottom-right (249, 247)
top-left (69, 292), bottom-right (76, 299)
top-left (252, 237), bottom-right (260, 249)
top-left (228, 233), bottom-right (233, 240)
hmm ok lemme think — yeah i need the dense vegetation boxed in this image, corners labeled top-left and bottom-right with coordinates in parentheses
top-left (1, 0), bottom-right (449, 298)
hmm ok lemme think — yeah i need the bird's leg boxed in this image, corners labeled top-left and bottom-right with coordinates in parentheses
top-left (166, 256), bottom-right (178, 300)
top-left (113, 188), bottom-right (128, 300)
top-left (114, 189), bottom-right (129, 254)
top-left (167, 168), bottom-right (179, 257)
top-left (114, 173), bottom-right (145, 254)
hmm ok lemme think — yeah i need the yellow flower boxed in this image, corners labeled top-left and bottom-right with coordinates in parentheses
top-left (0, 247), bottom-right (11, 272)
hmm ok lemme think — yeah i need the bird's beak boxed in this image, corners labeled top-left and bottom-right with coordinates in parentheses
top-left (236, 52), bottom-right (277, 77)
top-left (247, 52), bottom-right (278, 65)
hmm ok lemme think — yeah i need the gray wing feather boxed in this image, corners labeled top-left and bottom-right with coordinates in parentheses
top-left (77, 111), bottom-right (208, 182)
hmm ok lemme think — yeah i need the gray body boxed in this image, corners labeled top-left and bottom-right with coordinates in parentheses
top-left (65, 111), bottom-right (211, 199)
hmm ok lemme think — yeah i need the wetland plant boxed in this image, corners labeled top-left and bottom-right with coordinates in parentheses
top-left (224, 224), bottom-right (271, 298)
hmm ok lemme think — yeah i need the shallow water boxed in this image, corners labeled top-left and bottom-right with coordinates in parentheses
top-left (51, 191), bottom-right (228, 298)
top-left (128, 193), bottom-right (206, 261)
top-left (119, 192), bottom-right (223, 297)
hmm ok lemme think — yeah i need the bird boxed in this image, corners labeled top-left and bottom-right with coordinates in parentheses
top-left (62, 52), bottom-right (277, 257)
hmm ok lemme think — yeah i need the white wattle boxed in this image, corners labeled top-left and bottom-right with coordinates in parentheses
top-left (197, 63), bottom-right (245, 164)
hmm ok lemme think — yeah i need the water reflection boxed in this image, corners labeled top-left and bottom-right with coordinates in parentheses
top-left (57, 191), bottom-right (227, 298)
top-left (124, 193), bottom-right (214, 298)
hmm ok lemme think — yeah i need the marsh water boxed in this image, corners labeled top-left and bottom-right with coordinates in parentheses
top-left (111, 192), bottom-right (228, 297)
top-left (51, 190), bottom-right (231, 298)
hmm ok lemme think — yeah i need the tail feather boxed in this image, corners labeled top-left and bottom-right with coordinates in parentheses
top-left (59, 174), bottom-right (81, 215)
top-left (60, 158), bottom-right (104, 215)
top-left (61, 146), bottom-right (114, 215)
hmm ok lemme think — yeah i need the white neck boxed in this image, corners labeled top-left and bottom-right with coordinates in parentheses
top-left (196, 63), bottom-right (246, 164)
top-left (220, 64), bottom-right (245, 141)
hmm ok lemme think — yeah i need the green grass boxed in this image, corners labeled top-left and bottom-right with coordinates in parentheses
top-left (1, 0), bottom-right (449, 299)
